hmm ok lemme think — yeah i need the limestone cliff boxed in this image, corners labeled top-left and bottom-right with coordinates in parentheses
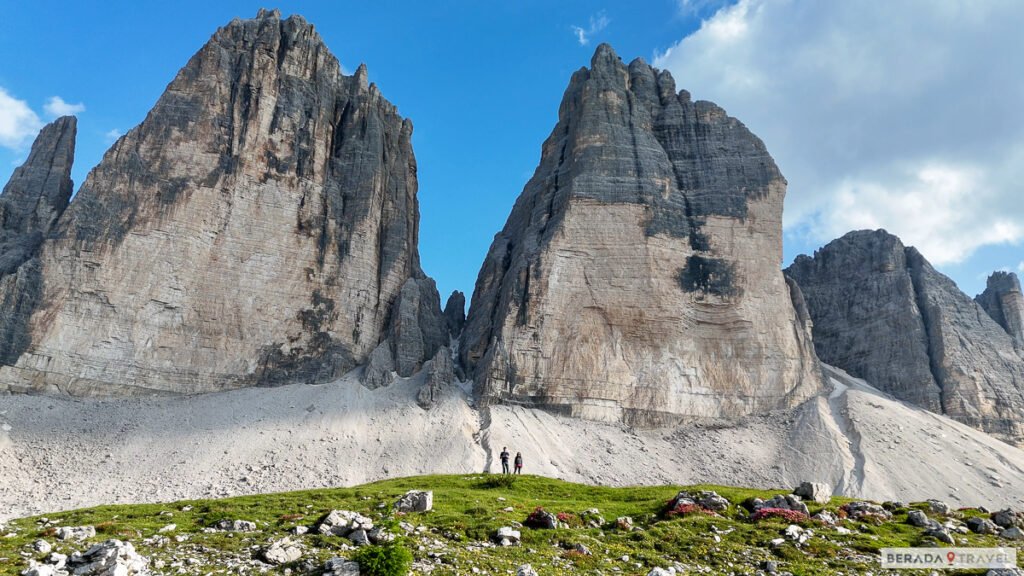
top-left (0, 10), bottom-right (442, 395)
top-left (460, 44), bottom-right (823, 426)
top-left (0, 117), bottom-right (76, 365)
top-left (976, 271), bottom-right (1024, 351)
top-left (786, 230), bottom-right (1024, 445)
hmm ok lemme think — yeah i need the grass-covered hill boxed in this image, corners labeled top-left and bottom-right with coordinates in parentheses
top-left (1, 475), bottom-right (1020, 576)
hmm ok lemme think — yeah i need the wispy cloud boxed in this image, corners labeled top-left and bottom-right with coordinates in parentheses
top-left (0, 87), bottom-right (43, 150)
top-left (571, 12), bottom-right (610, 46)
top-left (104, 129), bottom-right (123, 144)
top-left (1019, 261), bottom-right (1024, 273)
top-left (43, 96), bottom-right (85, 117)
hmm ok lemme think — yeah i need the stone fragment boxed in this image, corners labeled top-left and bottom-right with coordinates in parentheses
top-left (261, 537), bottom-right (302, 565)
top-left (967, 517), bottom-right (1001, 535)
top-left (323, 557), bottom-right (361, 576)
top-left (494, 526), bottom-right (520, 546)
top-left (66, 539), bottom-right (149, 576)
top-left (318, 510), bottom-right (373, 536)
top-left (55, 526), bottom-right (95, 541)
top-left (394, 490), bottom-right (433, 512)
top-left (793, 482), bottom-right (831, 504)
top-left (215, 520), bottom-right (256, 532)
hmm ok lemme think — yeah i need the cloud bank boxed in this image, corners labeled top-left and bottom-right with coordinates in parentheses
top-left (43, 96), bottom-right (85, 117)
top-left (654, 0), bottom-right (1024, 265)
top-left (0, 87), bottom-right (43, 150)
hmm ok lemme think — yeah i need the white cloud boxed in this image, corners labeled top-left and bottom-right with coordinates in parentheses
top-left (571, 12), bottom-right (610, 46)
top-left (1019, 261), bottom-right (1024, 273)
top-left (654, 0), bottom-right (1024, 265)
top-left (104, 129), bottom-right (123, 143)
top-left (0, 87), bottom-right (43, 150)
top-left (43, 96), bottom-right (85, 117)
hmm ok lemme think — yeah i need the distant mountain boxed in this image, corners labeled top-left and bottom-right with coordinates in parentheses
top-left (786, 229), bottom-right (1024, 446)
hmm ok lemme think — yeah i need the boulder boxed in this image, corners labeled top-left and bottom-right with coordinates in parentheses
top-left (66, 539), bottom-right (149, 576)
top-left (347, 529), bottom-right (370, 547)
top-left (967, 516), bottom-right (1001, 535)
top-left (1000, 527), bottom-right (1024, 540)
top-left (842, 501), bottom-right (893, 522)
top-left (927, 499), bottom-right (952, 515)
top-left (793, 482), bottom-right (831, 504)
top-left (616, 517), bottom-right (634, 531)
top-left (55, 526), bottom-right (95, 541)
top-left (261, 537), bottom-right (302, 565)
top-left (33, 540), bottom-right (52, 554)
top-left (318, 510), bottom-right (373, 536)
top-left (494, 526), bottom-right (521, 546)
top-left (394, 490), bottom-right (433, 513)
top-left (907, 510), bottom-right (931, 528)
top-left (323, 557), bottom-right (361, 576)
top-left (756, 495), bottom-right (810, 516)
top-left (516, 565), bottom-right (539, 576)
top-left (215, 519), bottom-right (256, 532)
top-left (992, 509), bottom-right (1021, 528)
top-left (924, 527), bottom-right (955, 544)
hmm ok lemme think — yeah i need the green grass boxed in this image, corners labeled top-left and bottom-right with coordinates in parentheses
top-left (0, 474), bottom-right (1018, 575)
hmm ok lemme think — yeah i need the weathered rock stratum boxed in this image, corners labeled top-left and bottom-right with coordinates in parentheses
top-left (0, 10), bottom-right (443, 395)
top-left (786, 229), bottom-right (1024, 445)
top-left (460, 44), bottom-right (823, 425)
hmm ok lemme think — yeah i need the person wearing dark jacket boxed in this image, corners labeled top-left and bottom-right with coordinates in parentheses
top-left (514, 452), bottom-right (523, 475)
top-left (500, 447), bottom-right (510, 474)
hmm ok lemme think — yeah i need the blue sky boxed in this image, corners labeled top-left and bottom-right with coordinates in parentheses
top-left (1, 0), bottom-right (1021, 301)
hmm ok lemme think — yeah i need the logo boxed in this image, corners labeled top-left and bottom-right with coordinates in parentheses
top-left (880, 547), bottom-right (1017, 569)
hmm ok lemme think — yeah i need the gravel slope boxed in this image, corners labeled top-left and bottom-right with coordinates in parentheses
top-left (2, 365), bottom-right (1023, 521)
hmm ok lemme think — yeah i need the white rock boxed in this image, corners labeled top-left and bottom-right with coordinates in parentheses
top-left (323, 557), bottom-right (360, 576)
top-left (394, 490), bottom-right (433, 513)
top-left (262, 537), bottom-right (302, 565)
top-left (55, 526), bottom-right (95, 541)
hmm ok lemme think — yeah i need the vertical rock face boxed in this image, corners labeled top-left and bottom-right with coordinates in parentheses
top-left (976, 271), bottom-right (1024, 350)
top-left (460, 44), bottom-right (823, 425)
top-left (787, 229), bottom-right (1024, 445)
top-left (0, 117), bottom-right (76, 365)
top-left (0, 10), bottom-right (443, 395)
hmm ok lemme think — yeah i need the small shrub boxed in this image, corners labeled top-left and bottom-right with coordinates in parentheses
top-left (665, 503), bottom-right (714, 518)
top-left (556, 512), bottom-right (582, 528)
top-left (525, 506), bottom-right (558, 529)
top-left (353, 542), bottom-right (413, 576)
top-left (750, 507), bottom-right (809, 523)
top-left (278, 513), bottom-right (304, 522)
top-left (479, 475), bottom-right (517, 489)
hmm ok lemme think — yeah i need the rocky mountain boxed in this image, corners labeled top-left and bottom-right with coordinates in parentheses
top-left (786, 229), bottom-right (1024, 445)
top-left (459, 44), bottom-right (823, 426)
top-left (977, 271), bottom-right (1024, 351)
top-left (0, 116), bottom-right (76, 366)
top-left (0, 9), bottom-right (444, 395)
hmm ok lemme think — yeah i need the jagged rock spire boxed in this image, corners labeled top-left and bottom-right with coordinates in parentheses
top-left (0, 11), bottom-right (443, 395)
top-left (460, 44), bottom-right (822, 425)
top-left (977, 271), bottom-right (1024, 350)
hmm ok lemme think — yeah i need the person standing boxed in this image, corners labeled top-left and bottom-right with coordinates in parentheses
top-left (514, 452), bottom-right (523, 475)
top-left (500, 447), bottom-right (511, 474)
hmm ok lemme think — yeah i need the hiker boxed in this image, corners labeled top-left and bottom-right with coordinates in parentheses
top-left (500, 446), bottom-right (511, 474)
top-left (514, 451), bottom-right (523, 475)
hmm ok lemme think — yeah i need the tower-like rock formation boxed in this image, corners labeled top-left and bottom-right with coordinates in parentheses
top-left (0, 10), bottom-right (443, 395)
top-left (977, 271), bottom-right (1024, 351)
top-left (0, 116), bottom-right (77, 364)
top-left (787, 229), bottom-right (1024, 445)
top-left (460, 45), bottom-right (823, 425)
